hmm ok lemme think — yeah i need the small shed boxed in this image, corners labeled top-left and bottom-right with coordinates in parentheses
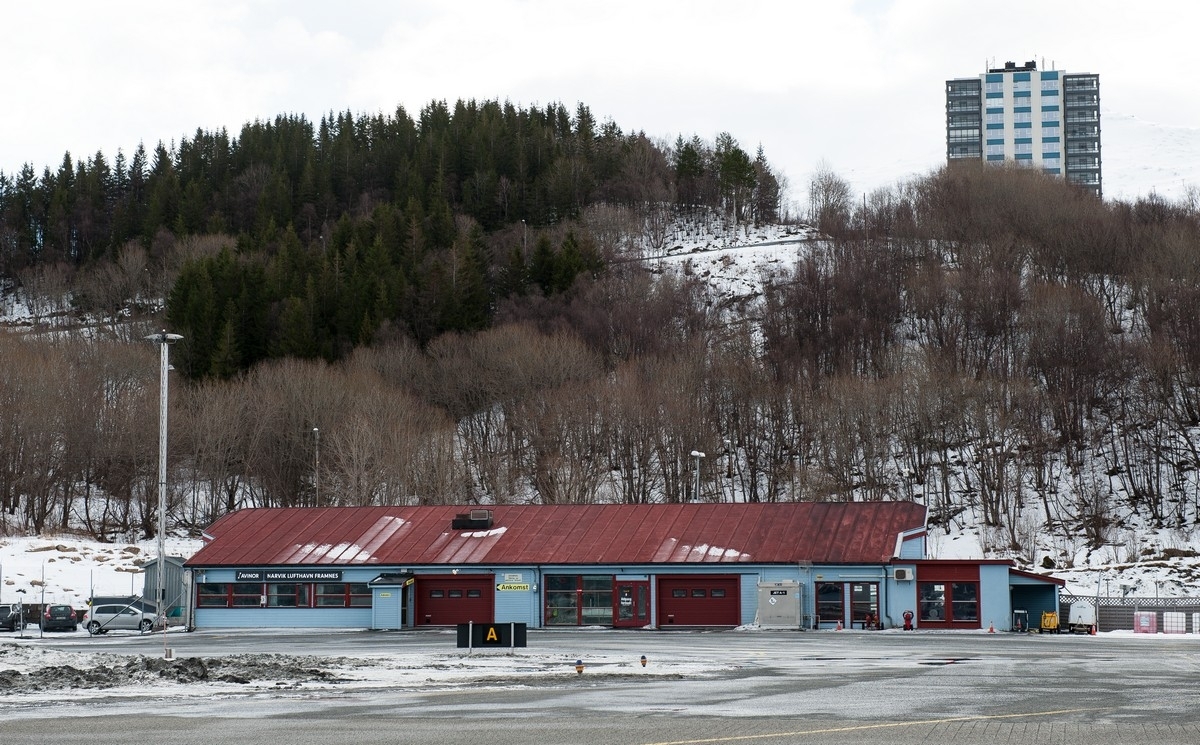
top-left (141, 555), bottom-right (188, 617)
top-left (369, 573), bottom-right (414, 630)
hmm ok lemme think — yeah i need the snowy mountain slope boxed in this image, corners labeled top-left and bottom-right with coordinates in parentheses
top-left (1100, 111), bottom-right (1200, 204)
top-left (4, 210), bottom-right (1200, 604)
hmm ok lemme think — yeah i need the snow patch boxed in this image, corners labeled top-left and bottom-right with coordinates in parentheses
top-left (291, 542), bottom-right (370, 563)
top-left (459, 526), bottom-right (508, 539)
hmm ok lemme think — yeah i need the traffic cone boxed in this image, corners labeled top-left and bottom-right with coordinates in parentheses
top-left (988, 621), bottom-right (995, 634)
top-left (836, 620), bottom-right (843, 631)
top-left (1090, 624), bottom-right (1097, 636)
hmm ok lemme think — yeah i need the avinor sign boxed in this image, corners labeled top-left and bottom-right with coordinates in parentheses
top-left (457, 622), bottom-right (527, 648)
top-left (235, 570), bottom-right (344, 582)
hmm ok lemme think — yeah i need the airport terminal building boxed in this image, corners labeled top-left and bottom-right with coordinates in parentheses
top-left (183, 502), bottom-right (1062, 632)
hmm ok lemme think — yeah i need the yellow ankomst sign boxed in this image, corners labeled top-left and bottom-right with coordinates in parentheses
top-left (485, 625), bottom-right (499, 642)
top-left (496, 583), bottom-right (530, 591)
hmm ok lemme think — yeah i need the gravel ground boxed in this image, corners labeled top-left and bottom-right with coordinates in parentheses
top-left (0, 645), bottom-right (358, 693)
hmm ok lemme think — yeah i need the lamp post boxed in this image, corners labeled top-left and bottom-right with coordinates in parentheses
top-left (15, 588), bottom-right (26, 638)
top-left (690, 450), bottom-right (705, 502)
top-left (723, 438), bottom-right (733, 503)
top-left (145, 330), bottom-right (181, 657)
top-left (313, 427), bottom-right (320, 503)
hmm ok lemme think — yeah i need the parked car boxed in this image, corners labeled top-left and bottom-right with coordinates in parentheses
top-left (0, 603), bottom-right (25, 631)
top-left (87, 595), bottom-right (157, 614)
top-left (83, 603), bottom-right (160, 634)
top-left (41, 604), bottom-right (79, 632)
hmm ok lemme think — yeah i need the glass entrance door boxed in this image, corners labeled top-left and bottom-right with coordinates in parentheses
top-left (613, 581), bottom-right (649, 628)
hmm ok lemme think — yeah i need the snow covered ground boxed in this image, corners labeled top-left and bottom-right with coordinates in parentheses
top-left (0, 534), bottom-right (203, 610)
top-left (0, 629), bottom-right (724, 703)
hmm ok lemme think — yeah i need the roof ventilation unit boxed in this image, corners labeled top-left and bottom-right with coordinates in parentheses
top-left (452, 509), bottom-right (494, 530)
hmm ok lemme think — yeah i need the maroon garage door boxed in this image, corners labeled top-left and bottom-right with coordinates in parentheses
top-left (657, 575), bottom-right (740, 626)
top-left (416, 575), bottom-right (494, 626)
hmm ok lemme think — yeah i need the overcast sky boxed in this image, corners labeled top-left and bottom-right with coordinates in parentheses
top-left (4, 0), bottom-right (1199, 207)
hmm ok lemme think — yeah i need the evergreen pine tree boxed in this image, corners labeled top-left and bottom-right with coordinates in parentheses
top-left (209, 301), bottom-right (241, 378)
top-left (495, 244), bottom-right (529, 299)
top-left (529, 234), bottom-right (556, 296)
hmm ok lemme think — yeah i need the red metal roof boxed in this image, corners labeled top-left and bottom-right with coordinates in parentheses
top-left (186, 502), bottom-right (928, 568)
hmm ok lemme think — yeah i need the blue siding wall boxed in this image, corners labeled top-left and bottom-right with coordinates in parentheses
top-left (195, 567), bottom-right (383, 630)
top-left (887, 569), bottom-right (918, 627)
top-left (191, 559), bottom-right (1050, 633)
top-left (899, 535), bottom-right (925, 560)
top-left (493, 567), bottom-right (539, 625)
top-left (980, 564), bottom-right (1012, 630)
top-left (196, 607), bottom-right (373, 629)
top-left (739, 574), bottom-right (757, 624)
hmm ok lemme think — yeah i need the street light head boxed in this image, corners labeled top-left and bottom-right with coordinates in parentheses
top-left (691, 451), bottom-right (706, 458)
top-left (144, 331), bottom-right (184, 344)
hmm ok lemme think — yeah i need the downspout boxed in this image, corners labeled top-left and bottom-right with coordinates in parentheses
top-left (881, 565), bottom-right (890, 629)
top-left (534, 565), bottom-right (543, 629)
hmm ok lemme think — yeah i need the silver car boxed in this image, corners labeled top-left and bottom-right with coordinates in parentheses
top-left (84, 603), bottom-right (159, 634)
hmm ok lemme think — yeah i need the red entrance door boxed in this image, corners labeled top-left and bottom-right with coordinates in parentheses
top-left (613, 581), bottom-right (650, 628)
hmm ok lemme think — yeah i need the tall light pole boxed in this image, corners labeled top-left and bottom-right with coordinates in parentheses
top-left (690, 450), bottom-right (705, 502)
top-left (146, 330), bottom-right (181, 657)
top-left (15, 589), bottom-right (26, 638)
top-left (313, 427), bottom-right (320, 503)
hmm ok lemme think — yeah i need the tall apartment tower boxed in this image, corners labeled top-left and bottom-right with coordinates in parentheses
top-left (946, 60), bottom-right (1101, 198)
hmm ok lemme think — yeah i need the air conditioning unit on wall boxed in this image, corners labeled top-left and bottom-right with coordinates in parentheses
top-left (893, 568), bottom-right (913, 581)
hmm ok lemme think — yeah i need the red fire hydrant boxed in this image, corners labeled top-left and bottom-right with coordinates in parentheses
top-left (903, 610), bottom-right (914, 631)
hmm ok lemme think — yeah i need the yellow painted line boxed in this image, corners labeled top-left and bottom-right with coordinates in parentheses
top-left (642, 708), bottom-right (1107, 745)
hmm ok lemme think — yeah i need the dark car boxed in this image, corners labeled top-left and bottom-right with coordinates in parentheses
top-left (0, 603), bottom-right (26, 632)
top-left (41, 604), bottom-right (78, 632)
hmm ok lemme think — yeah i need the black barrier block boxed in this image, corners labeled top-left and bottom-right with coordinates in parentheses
top-left (456, 622), bottom-right (527, 648)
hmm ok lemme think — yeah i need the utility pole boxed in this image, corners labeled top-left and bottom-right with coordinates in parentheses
top-left (313, 427), bottom-right (320, 503)
top-left (145, 330), bottom-right (181, 659)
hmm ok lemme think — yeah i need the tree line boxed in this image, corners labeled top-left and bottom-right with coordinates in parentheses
top-left (0, 99), bottom-right (781, 378)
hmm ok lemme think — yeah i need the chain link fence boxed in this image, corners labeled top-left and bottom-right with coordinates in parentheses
top-left (1060, 593), bottom-right (1200, 633)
